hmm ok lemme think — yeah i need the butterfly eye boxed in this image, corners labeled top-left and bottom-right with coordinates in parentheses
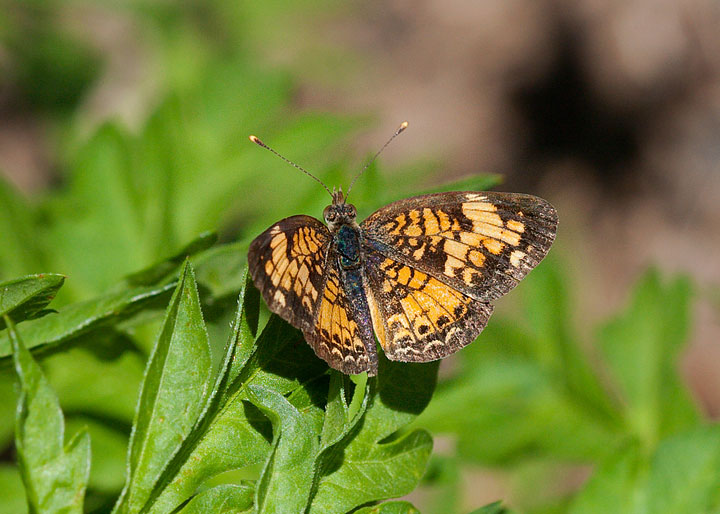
top-left (323, 208), bottom-right (337, 223)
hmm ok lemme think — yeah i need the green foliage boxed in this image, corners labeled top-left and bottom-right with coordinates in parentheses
top-left (0, 274), bottom-right (65, 329)
top-left (417, 262), bottom-right (717, 512)
top-left (6, 314), bottom-right (91, 513)
top-left (2, 258), bottom-right (438, 513)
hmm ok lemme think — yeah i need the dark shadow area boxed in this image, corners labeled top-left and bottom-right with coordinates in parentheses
top-left (510, 26), bottom-right (643, 190)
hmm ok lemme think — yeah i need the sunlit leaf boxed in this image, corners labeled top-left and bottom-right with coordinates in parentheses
top-left (309, 359), bottom-right (438, 512)
top-left (249, 384), bottom-right (319, 513)
top-left (179, 484), bottom-right (254, 513)
top-left (113, 262), bottom-right (212, 513)
top-left (0, 273), bottom-right (64, 329)
top-left (6, 314), bottom-right (91, 514)
top-left (0, 282), bottom-right (175, 367)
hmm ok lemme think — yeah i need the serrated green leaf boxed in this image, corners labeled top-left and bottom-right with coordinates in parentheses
top-left (179, 484), bottom-right (254, 513)
top-left (354, 500), bottom-right (422, 513)
top-left (309, 359), bottom-right (438, 512)
top-left (142, 271), bottom-right (263, 514)
top-left (149, 314), bottom-right (324, 514)
top-left (125, 232), bottom-right (218, 287)
top-left (248, 384), bottom-right (319, 513)
top-left (6, 314), bottom-right (91, 514)
top-left (0, 282), bottom-right (175, 367)
top-left (0, 273), bottom-right (64, 329)
top-left (114, 262), bottom-right (212, 514)
top-left (597, 270), bottom-right (697, 446)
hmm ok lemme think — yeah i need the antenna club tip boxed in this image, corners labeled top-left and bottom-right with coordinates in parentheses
top-left (249, 135), bottom-right (263, 146)
top-left (398, 121), bottom-right (409, 133)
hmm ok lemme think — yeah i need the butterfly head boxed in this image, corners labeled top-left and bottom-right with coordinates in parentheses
top-left (323, 187), bottom-right (357, 232)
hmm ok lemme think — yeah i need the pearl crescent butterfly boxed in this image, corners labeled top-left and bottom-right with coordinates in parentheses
top-left (248, 123), bottom-right (558, 375)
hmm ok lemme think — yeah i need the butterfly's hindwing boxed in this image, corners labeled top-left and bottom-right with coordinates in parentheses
top-left (248, 215), bottom-right (330, 331)
top-left (305, 258), bottom-right (375, 375)
top-left (364, 248), bottom-right (494, 362)
top-left (361, 191), bottom-right (558, 301)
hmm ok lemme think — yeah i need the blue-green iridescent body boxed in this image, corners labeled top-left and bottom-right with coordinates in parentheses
top-left (325, 193), bottom-right (375, 356)
top-left (335, 224), bottom-right (361, 269)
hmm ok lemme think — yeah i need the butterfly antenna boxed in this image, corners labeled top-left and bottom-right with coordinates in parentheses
top-left (346, 121), bottom-right (409, 198)
top-left (249, 135), bottom-right (333, 197)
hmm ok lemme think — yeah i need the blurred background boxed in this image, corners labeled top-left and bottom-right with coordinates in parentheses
top-left (1, 0), bottom-right (719, 512)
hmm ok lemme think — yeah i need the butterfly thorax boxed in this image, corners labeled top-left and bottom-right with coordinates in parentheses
top-left (322, 189), bottom-right (362, 270)
top-left (322, 199), bottom-right (359, 271)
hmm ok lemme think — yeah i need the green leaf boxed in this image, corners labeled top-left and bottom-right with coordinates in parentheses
top-left (248, 384), bottom-right (319, 513)
top-left (143, 271), bottom-right (263, 514)
top-left (0, 273), bottom-right (65, 329)
top-left (417, 322), bottom-right (621, 464)
top-left (46, 123), bottom-right (149, 296)
top-left (309, 359), bottom-right (438, 512)
top-left (179, 484), bottom-right (254, 513)
top-left (522, 260), bottom-right (621, 428)
top-left (597, 270), bottom-right (697, 446)
top-left (645, 425), bottom-right (720, 512)
top-left (0, 282), bottom-right (176, 367)
top-left (571, 425), bottom-right (720, 513)
top-left (6, 314), bottom-right (91, 514)
top-left (125, 231), bottom-right (218, 287)
top-left (114, 262), bottom-right (212, 514)
top-left (319, 372), bottom-right (364, 449)
top-left (65, 417), bottom-right (128, 494)
top-left (354, 500), bottom-right (422, 513)
top-left (149, 314), bottom-right (325, 514)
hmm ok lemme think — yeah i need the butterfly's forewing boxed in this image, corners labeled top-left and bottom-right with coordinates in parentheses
top-left (248, 215), bottom-right (373, 374)
top-left (248, 215), bottom-right (331, 332)
top-left (361, 191), bottom-right (558, 302)
top-left (360, 191), bottom-right (557, 361)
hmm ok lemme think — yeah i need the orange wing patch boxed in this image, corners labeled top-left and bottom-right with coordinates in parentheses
top-left (248, 215), bottom-right (330, 332)
top-left (365, 251), bottom-right (493, 363)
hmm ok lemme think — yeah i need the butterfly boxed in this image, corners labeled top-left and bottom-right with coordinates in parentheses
top-left (248, 122), bottom-right (558, 375)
